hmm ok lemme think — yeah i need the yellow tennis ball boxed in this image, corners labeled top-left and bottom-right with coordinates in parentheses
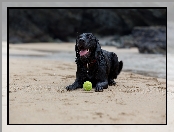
top-left (83, 81), bottom-right (92, 91)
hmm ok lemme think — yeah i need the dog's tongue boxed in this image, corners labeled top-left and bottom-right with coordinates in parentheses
top-left (79, 50), bottom-right (88, 56)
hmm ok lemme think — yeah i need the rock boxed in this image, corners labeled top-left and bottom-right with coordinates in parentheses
top-left (97, 36), bottom-right (119, 46)
top-left (105, 40), bottom-right (123, 48)
top-left (119, 35), bottom-right (135, 48)
top-left (9, 9), bottom-right (166, 43)
top-left (132, 26), bottom-right (166, 54)
top-left (104, 26), bottom-right (166, 55)
top-left (102, 35), bottom-right (135, 48)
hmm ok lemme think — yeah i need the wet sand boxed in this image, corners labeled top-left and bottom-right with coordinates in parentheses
top-left (8, 43), bottom-right (166, 124)
top-left (9, 43), bottom-right (166, 79)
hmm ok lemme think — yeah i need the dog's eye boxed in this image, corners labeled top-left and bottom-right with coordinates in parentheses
top-left (86, 34), bottom-right (90, 37)
top-left (86, 34), bottom-right (92, 39)
top-left (88, 34), bottom-right (92, 38)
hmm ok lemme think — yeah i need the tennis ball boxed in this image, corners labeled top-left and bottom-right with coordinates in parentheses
top-left (83, 81), bottom-right (92, 91)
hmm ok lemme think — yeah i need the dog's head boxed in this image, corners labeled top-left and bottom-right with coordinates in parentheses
top-left (75, 33), bottom-right (101, 61)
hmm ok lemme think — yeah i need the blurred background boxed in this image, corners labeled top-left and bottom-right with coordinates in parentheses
top-left (6, 7), bottom-right (167, 79)
top-left (8, 8), bottom-right (166, 54)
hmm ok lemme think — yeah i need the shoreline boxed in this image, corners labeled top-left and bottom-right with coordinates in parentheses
top-left (9, 43), bottom-right (166, 79)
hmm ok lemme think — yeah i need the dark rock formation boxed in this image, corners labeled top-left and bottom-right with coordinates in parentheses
top-left (103, 35), bottom-right (135, 48)
top-left (132, 26), bottom-right (166, 54)
top-left (103, 26), bottom-right (166, 54)
top-left (9, 8), bottom-right (166, 43)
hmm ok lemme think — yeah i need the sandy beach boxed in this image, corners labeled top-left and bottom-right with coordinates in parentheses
top-left (2, 2), bottom-right (174, 132)
top-left (8, 43), bottom-right (166, 124)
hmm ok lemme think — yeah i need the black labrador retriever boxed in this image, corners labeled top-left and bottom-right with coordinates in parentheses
top-left (66, 33), bottom-right (123, 92)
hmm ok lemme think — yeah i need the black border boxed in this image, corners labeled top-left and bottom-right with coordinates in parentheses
top-left (7, 7), bottom-right (167, 125)
top-left (7, 7), bottom-right (10, 125)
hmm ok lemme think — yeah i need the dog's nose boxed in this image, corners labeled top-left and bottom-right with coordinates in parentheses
top-left (79, 38), bottom-right (85, 43)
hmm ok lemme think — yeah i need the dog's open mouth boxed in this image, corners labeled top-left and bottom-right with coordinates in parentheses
top-left (79, 49), bottom-right (89, 56)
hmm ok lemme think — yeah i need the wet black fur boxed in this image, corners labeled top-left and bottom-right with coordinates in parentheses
top-left (66, 33), bottom-right (123, 92)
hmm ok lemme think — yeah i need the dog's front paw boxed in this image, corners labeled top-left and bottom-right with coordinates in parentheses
top-left (66, 85), bottom-right (76, 91)
top-left (95, 85), bottom-right (103, 92)
top-left (108, 79), bottom-right (116, 86)
top-left (66, 82), bottom-right (80, 91)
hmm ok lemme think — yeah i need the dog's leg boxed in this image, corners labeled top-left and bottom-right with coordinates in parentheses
top-left (66, 63), bottom-right (85, 91)
top-left (66, 79), bottom-right (83, 91)
top-left (95, 81), bottom-right (108, 92)
top-left (108, 79), bottom-right (116, 86)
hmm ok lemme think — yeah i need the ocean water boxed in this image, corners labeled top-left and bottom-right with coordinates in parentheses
top-left (167, 53), bottom-right (174, 81)
top-left (167, 22), bottom-right (174, 81)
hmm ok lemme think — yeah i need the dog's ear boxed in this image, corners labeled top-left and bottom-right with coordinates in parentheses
top-left (75, 37), bottom-right (80, 57)
top-left (76, 32), bottom-right (80, 37)
top-left (88, 33), bottom-right (101, 58)
top-left (95, 38), bottom-right (101, 58)
top-left (75, 32), bottom-right (80, 60)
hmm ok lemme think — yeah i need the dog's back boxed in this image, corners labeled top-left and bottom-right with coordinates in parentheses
top-left (101, 49), bottom-right (123, 80)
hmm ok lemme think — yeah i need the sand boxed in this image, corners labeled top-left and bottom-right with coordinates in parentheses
top-left (8, 43), bottom-right (166, 124)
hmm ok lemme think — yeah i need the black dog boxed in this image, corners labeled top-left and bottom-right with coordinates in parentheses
top-left (66, 33), bottom-right (123, 92)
